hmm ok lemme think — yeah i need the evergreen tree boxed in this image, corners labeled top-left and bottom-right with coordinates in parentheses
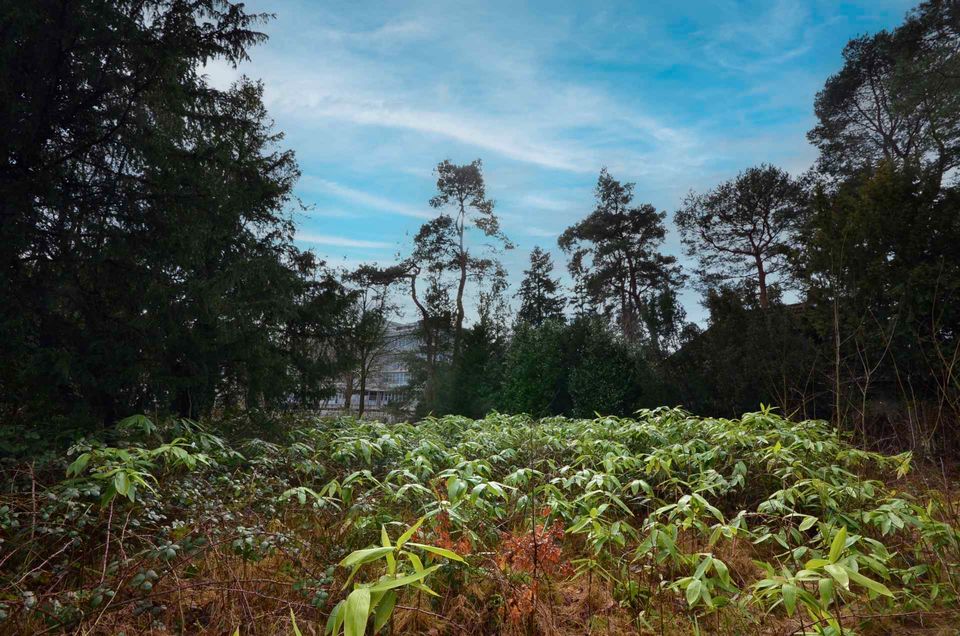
top-left (499, 321), bottom-right (568, 416)
top-left (0, 1), bottom-right (351, 428)
top-left (558, 169), bottom-right (681, 342)
top-left (808, 0), bottom-right (960, 191)
top-left (515, 247), bottom-right (566, 326)
top-left (428, 159), bottom-right (512, 360)
top-left (675, 164), bottom-right (806, 309)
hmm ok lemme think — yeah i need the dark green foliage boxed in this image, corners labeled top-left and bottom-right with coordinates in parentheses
top-left (797, 164), bottom-right (960, 452)
top-left (499, 317), bottom-right (658, 418)
top-left (3, 410), bottom-right (955, 633)
top-left (515, 247), bottom-right (566, 326)
top-left (499, 320), bottom-right (568, 416)
top-left (675, 165), bottom-right (806, 309)
top-left (427, 318), bottom-right (507, 419)
top-left (808, 0), bottom-right (960, 188)
top-left (565, 318), bottom-right (642, 417)
top-left (664, 285), bottom-right (819, 419)
top-left (0, 1), bottom-right (350, 430)
top-left (559, 169), bottom-right (682, 343)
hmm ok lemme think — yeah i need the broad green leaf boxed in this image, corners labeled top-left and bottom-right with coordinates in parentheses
top-left (412, 581), bottom-right (440, 597)
top-left (782, 583), bottom-right (797, 616)
top-left (447, 477), bottom-right (466, 500)
top-left (829, 526), bottom-right (847, 563)
top-left (702, 585), bottom-right (714, 608)
top-left (694, 556), bottom-right (713, 579)
top-left (847, 569), bottom-right (894, 597)
top-left (340, 546), bottom-right (395, 569)
top-left (344, 588), bottom-right (371, 636)
top-left (713, 559), bottom-right (730, 584)
top-left (824, 563), bottom-right (849, 590)
top-left (396, 517), bottom-right (424, 549)
top-left (325, 600), bottom-right (344, 636)
top-left (406, 542), bottom-right (465, 562)
top-left (369, 565), bottom-right (441, 593)
top-left (385, 550), bottom-right (396, 577)
top-left (373, 590), bottom-right (397, 633)
top-left (114, 471), bottom-right (133, 501)
top-left (686, 579), bottom-right (702, 606)
top-left (406, 552), bottom-right (424, 573)
top-left (67, 453), bottom-right (91, 478)
top-left (819, 578), bottom-right (835, 608)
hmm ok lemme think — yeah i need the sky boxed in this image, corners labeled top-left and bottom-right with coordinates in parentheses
top-left (205, 0), bottom-right (917, 324)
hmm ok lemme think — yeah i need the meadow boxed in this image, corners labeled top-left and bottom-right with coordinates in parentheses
top-left (1, 409), bottom-right (958, 634)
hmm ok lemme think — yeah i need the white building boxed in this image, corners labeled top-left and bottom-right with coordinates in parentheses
top-left (320, 322), bottom-right (420, 417)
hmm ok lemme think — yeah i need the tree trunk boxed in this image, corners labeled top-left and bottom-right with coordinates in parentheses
top-left (409, 272), bottom-right (437, 404)
top-left (755, 253), bottom-right (769, 309)
top-left (358, 364), bottom-right (367, 418)
top-left (454, 254), bottom-right (467, 359)
top-left (343, 374), bottom-right (354, 414)
top-left (453, 203), bottom-right (467, 361)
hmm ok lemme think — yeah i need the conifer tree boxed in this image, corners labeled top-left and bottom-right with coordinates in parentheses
top-left (516, 247), bottom-right (566, 326)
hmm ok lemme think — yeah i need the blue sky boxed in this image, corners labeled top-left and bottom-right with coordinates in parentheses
top-left (205, 0), bottom-right (916, 323)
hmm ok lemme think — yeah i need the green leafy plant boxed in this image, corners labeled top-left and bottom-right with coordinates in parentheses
top-left (753, 526), bottom-right (893, 634)
top-left (325, 517), bottom-right (464, 636)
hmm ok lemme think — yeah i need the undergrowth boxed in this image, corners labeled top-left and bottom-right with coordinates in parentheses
top-left (1, 408), bottom-right (958, 634)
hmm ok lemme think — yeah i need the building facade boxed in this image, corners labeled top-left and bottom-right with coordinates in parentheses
top-left (320, 321), bottom-right (420, 418)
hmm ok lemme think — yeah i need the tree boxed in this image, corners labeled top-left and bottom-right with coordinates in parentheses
top-left (558, 169), bottom-right (681, 342)
top-left (566, 318), bottom-right (641, 417)
top-left (675, 165), bottom-right (805, 309)
top-left (499, 321), bottom-right (568, 416)
top-left (639, 286), bottom-right (690, 358)
top-left (430, 314), bottom-right (508, 418)
top-left (808, 1), bottom-right (960, 190)
top-left (516, 247), bottom-right (566, 326)
top-left (663, 284), bottom-right (817, 419)
top-left (498, 316), bottom-right (661, 418)
top-left (428, 159), bottom-right (512, 359)
top-left (0, 1), bottom-right (350, 428)
top-left (794, 163), bottom-right (960, 451)
top-left (340, 265), bottom-right (395, 418)
top-left (382, 215), bottom-right (458, 409)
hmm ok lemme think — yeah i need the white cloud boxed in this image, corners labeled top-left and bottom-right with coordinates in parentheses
top-left (299, 176), bottom-right (432, 219)
top-left (270, 90), bottom-right (590, 173)
top-left (316, 19), bottom-right (430, 46)
top-left (525, 226), bottom-right (559, 238)
top-left (520, 193), bottom-right (573, 212)
top-left (695, 0), bottom-right (816, 74)
top-left (295, 231), bottom-right (394, 249)
top-left (232, 16), bottom-right (702, 177)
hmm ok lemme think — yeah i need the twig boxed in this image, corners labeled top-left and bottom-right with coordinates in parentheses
top-left (396, 603), bottom-right (466, 630)
top-left (99, 501), bottom-right (114, 584)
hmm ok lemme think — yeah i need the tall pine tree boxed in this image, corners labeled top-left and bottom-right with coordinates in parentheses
top-left (0, 0), bottom-right (351, 428)
top-left (515, 247), bottom-right (566, 326)
top-left (559, 169), bottom-right (681, 342)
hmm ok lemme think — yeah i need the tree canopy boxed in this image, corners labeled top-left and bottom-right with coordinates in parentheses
top-left (515, 247), bottom-right (566, 327)
top-left (0, 0), bottom-right (351, 429)
top-left (675, 164), bottom-right (806, 308)
top-left (558, 169), bottom-right (681, 343)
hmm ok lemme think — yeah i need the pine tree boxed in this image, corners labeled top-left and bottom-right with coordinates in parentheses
top-left (559, 169), bottom-right (681, 341)
top-left (516, 247), bottom-right (566, 326)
